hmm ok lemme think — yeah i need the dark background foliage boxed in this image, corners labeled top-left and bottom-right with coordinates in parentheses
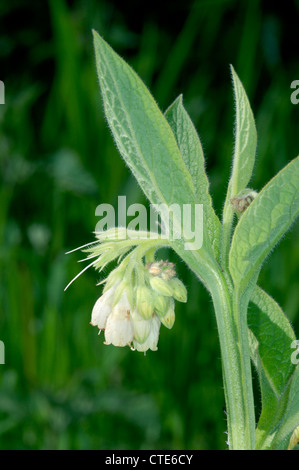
top-left (0, 0), bottom-right (298, 449)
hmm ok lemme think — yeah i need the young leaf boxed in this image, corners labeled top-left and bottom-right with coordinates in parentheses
top-left (221, 66), bottom-right (257, 266)
top-left (165, 95), bottom-right (221, 258)
top-left (248, 286), bottom-right (296, 449)
top-left (227, 65), bottom-right (257, 199)
top-left (229, 156), bottom-right (299, 293)
top-left (92, 31), bottom-right (214, 257)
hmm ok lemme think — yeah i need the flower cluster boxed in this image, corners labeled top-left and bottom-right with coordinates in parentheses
top-left (66, 228), bottom-right (187, 353)
top-left (91, 259), bottom-right (187, 353)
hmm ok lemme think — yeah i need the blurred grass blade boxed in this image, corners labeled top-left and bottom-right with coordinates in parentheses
top-left (153, 1), bottom-right (201, 107)
top-left (47, 0), bottom-right (87, 156)
top-left (92, 31), bottom-right (214, 257)
top-left (165, 94), bottom-right (221, 258)
top-left (229, 157), bottom-right (299, 292)
top-left (248, 286), bottom-right (296, 449)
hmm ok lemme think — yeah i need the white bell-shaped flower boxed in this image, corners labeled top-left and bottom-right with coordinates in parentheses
top-left (104, 293), bottom-right (134, 347)
top-left (90, 284), bottom-right (117, 329)
top-left (133, 314), bottom-right (161, 352)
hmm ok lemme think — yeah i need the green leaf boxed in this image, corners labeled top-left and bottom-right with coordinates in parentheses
top-left (248, 286), bottom-right (297, 449)
top-left (249, 286), bottom-right (296, 395)
top-left (271, 366), bottom-right (299, 450)
top-left (165, 95), bottom-right (221, 258)
top-left (92, 31), bottom-right (214, 258)
top-left (227, 65), bottom-right (257, 199)
top-left (221, 66), bottom-right (257, 267)
top-left (229, 157), bottom-right (299, 292)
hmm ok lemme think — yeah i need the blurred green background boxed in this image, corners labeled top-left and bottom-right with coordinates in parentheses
top-left (0, 0), bottom-right (298, 450)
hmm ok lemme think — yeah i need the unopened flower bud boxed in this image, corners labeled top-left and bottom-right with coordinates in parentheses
top-left (169, 278), bottom-right (187, 303)
top-left (136, 285), bottom-right (154, 320)
top-left (154, 294), bottom-right (170, 317)
top-left (131, 309), bottom-right (151, 344)
top-left (150, 276), bottom-right (173, 297)
top-left (160, 299), bottom-right (175, 329)
top-left (146, 260), bottom-right (176, 280)
top-left (147, 263), bottom-right (162, 276)
top-left (230, 188), bottom-right (258, 213)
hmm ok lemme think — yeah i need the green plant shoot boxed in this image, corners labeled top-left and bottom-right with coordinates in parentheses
top-left (67, 30), bottom-right (299, 450)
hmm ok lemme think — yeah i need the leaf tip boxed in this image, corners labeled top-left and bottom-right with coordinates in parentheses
top-left (92, 28), bottom-right (99, 40)
top-left (92, 29), bottom-right (106, 49)
top-left (229, 64), bottom-right (239, 83)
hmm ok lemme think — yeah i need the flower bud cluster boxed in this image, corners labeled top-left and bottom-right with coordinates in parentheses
top-left (230, 188), bottom-right (258, 213)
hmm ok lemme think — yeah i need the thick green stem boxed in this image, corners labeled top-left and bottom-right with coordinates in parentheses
top-left (192, 258), bottom-right (255, 449)
top-left (217, 182), bottom-right (256, 448)
top-left (210, 271), bottom-right (256, 449)
top-left (220, 198), bottom-right (234, 269)
top-left (172, 245), bottom-right (256, 449)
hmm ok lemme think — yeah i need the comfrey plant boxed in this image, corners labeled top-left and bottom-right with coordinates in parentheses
top-left (66, 31), bottom-right (299, 450)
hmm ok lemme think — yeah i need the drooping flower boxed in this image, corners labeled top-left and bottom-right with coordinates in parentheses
top-left (133, 314), bottom-right (161, 352)
top-left (65, 228), bottom-right (188, 353)
top-left (104, 293), bottom-right (134, 347)
top-left (90, 283), bottom-right (118, 329)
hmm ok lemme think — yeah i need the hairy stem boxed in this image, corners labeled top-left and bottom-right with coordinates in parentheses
top-left (172, 245), bottom-right (256, 449)
top-left (194, 258), bottom-right (255, 449)
top-left (210, 273), bottom-right (255, 449)
top-left (220, 196), bottom-right (234, 269)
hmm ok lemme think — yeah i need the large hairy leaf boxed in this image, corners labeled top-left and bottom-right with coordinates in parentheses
top-left (229, 157), bottom-right (299, 293)
top-left (93, 31), bottom-right (213, 257)
top-left (248, 286), bottom-right (297, 449)
top-left (165, 95), bottom-right (221, 258)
